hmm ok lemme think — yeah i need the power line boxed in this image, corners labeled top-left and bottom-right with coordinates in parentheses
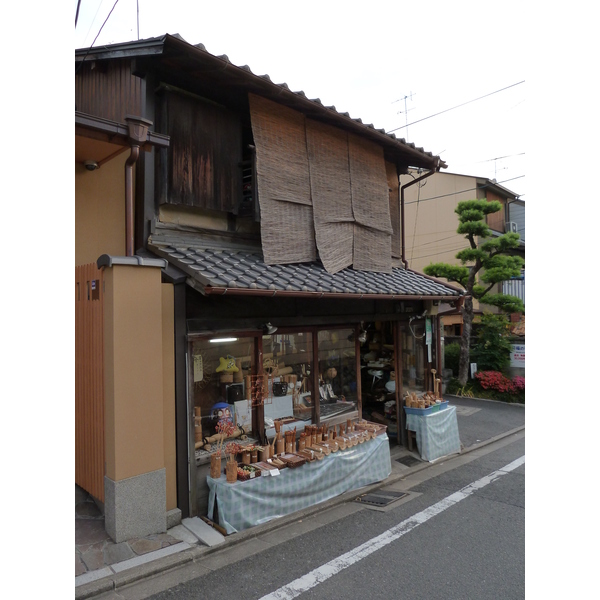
top-left (76, 0), bottom-right (121, 73)
top-left (404, 175), bottom-right (525, 206)
top-left (386, 80), bottom-right (525, 135)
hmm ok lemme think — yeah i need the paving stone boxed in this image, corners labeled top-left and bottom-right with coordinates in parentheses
top-left (80, 545), bottom-right (106, 571)
top-left (103, 541), bottom-right (135, 565)
top-left (75, 518), bottom-right (111, 545)
top-left (130, 538), bottom-right (162, 555)
top-left (168, 524), bottom-right (201, 544)
top-left (75, 551), bottom-right (87, 576)
top-left (75, 501), bottom-right (102, 518)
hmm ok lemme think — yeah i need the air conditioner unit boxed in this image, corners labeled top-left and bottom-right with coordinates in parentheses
top-left (505, 221), bottom-right (518, 233)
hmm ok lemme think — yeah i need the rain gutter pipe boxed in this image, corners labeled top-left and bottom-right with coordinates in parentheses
top-left (399, 160), bottom-right (441, 269)
top-left (124, 116), bottom-right (152, 256)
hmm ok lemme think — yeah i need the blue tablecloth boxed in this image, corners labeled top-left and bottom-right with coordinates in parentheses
top-left (207, 434), bottom-right (391, 534)
top-left (405, 405), bottom-right (461, 462)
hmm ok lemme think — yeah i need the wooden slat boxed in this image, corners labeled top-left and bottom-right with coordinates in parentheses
top-left (75, 264), bottom-right (105, 502)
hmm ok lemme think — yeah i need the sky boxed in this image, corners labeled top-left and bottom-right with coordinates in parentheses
top-left (74, 0), bottom-right (528, 199)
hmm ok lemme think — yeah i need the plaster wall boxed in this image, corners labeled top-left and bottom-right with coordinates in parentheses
top-left (75, 152), bottom-right (128, 265)
top-left (401, 171), bottom-right (477, 275)
top-left (103, 264), bottom-right (165, 482)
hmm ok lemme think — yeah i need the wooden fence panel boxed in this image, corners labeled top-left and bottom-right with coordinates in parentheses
top-left (75, 264), bottom-right (105, 502)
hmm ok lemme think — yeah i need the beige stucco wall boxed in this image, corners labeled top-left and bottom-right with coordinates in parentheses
top-left (401, 171), bottom-right (478, 275)
top-left (75, 152), bottom-right (128, 266)
top-left (103, 264), bottom-right (165, 482)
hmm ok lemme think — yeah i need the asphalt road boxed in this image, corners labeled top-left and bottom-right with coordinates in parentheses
top-left (99, 432), bottom-right (524, 600)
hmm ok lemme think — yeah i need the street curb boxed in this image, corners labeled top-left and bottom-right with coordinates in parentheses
top-left (75, 425), bottom-right (525, 599)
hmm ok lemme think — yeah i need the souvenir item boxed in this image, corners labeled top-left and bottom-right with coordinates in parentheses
top-left (216, 355), bottom-right (239, 373)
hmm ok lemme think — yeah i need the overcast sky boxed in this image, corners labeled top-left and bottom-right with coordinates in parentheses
top-left (75, 0), bottom-right (528, 199)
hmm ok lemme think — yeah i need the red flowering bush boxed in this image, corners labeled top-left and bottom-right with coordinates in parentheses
top-left (475, 371), bottom-right (525, 396)
top-left (512, 376), bottom-right (525, 392)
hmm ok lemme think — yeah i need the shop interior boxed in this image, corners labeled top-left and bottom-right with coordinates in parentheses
top-left (188, 317), bottom-right (434, 515)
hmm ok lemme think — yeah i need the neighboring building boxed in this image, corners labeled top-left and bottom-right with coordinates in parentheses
top-left (400, 169), bottom-right (525, 338)
top-left (75, 34), bottom-right (464, 541)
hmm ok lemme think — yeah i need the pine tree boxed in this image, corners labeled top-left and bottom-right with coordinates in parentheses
top-left (424, 199), bottom-right (524, 385)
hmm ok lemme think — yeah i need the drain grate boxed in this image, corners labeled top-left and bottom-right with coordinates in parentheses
top-left (355, 491), bottom-right (408, 507)
top-left (396, 455), bottom-right (421, 467)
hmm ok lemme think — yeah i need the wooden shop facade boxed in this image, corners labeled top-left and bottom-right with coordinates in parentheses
top-left (75, 34), bottom-right (463, 539)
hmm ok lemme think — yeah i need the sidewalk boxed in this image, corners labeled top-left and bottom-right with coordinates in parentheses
top-left (75, 395), bottom-right (524, 599)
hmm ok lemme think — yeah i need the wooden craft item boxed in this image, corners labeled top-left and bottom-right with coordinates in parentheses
top-left (210, 453), bottom-right (221, 479)
top-left (226, 460), bottom-right (238, 483)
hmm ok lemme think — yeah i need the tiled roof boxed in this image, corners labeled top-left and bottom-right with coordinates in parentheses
top-left (75, 34), bottom-right (445, 170)
top-left (148, 239), bottom-right (461, 299)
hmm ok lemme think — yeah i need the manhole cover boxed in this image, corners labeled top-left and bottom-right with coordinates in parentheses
top-left (355, 491), bottom-right (408, 507)
top-left (396, 455), bottom-right (421, 467)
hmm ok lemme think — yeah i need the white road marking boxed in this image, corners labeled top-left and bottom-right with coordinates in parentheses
top-left (259, 455), bottom-right (525, 600)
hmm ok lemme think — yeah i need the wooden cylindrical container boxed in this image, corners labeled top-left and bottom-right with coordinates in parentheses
top-left (210, 453), bottom-right (221, 479)
top-left (242, 451), bottom-right (251, 465)
top-left (226, 461), bottom-right (237, 483)
top-left (285, 442), bottom-right (293, 454)
top-left (276, 439), bottom-right (285, 455)
top-left (298, 437), bottom-right (306, 451)
top-left (251, 449), bottom-right (258, 463)
top-left (259, 446), bottom-right (269, 462)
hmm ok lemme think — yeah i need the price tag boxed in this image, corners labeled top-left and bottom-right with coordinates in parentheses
top-left (270, 468), bottom-right (280, 476)
top-left (249, 471), bottom-right (255, 479)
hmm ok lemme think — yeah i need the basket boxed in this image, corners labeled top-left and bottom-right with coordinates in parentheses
top-left (404, 402), bottom-right (447, 416)
top-left (237, 465), bottom-right (262, 481)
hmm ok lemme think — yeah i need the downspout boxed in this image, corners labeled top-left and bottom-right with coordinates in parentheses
top-left (124, 116), bottom-right (153, 256)
top-left (399, 159), bottom-right (442, 268)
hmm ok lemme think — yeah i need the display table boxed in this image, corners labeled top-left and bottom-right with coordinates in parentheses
top-left (405, 405), bottom-right (461, 462)
top-left (207, 434), bottom-right (391, 534)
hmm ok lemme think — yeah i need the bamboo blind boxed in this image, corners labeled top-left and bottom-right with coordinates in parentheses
top-left (348, 133), bottom-right (393, 235)
top-left (306, 119), bottom-right (354, 273)
top-left (75, 263), bottom-right (105, 502)
top-left (386, 161), bottom-right (401, 258)
top-left (249, 93), bottom-right (395, 273)
top-left (353, 224), bottom-right (393, 273)
top-left (249, 93), bottom-right (317, 264)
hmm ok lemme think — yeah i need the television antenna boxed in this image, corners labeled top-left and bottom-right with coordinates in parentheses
top-left (393, 92), bottom-right (416, 142)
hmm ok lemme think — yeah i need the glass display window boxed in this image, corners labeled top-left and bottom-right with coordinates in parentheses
top-left (401, 323), bottom-right (426, 393)
top-left (262, 331), bottom-right (314, 424)
top-left (317, 328), bottom-right (357, 422)
top-left (190, 336), bottom-right (256, 443)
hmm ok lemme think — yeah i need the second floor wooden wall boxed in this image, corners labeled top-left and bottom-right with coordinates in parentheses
top-left (75, 59), bottom-right (143, 124)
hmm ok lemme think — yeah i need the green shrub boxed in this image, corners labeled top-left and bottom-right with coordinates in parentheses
top-left (444, 342), bottom-right (461, 377)
top-left (471, 314), bottom-right (512, 372)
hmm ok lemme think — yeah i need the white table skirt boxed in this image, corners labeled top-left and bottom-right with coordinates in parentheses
top-left (207, 434), bottom-right (392, 534)
top-left (406, 405), bottom-right (461, 462)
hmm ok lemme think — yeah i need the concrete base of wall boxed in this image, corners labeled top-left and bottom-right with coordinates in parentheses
top-left (166, 508), bottom-right (182, 529)
top-left (104, 469), bottom-right (166, 543)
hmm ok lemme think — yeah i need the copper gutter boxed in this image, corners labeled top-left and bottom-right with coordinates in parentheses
top-left (400, 161), bottom-right (441, 269)
top-left (124, 116), bottom-right (152, 256)
top-left (199, 285), bottom-right (458, 301)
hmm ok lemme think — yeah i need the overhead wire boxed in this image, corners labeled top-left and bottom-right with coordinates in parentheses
top-left (386, 80), bottom-right (525, 135)
top-left (76, 0), bottom-right (121, 74)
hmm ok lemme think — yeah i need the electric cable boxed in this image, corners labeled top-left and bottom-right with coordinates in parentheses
top-left (386, 81), bottom-right (525, 135)
top-left (76, 0), bottom-right (121, 74)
